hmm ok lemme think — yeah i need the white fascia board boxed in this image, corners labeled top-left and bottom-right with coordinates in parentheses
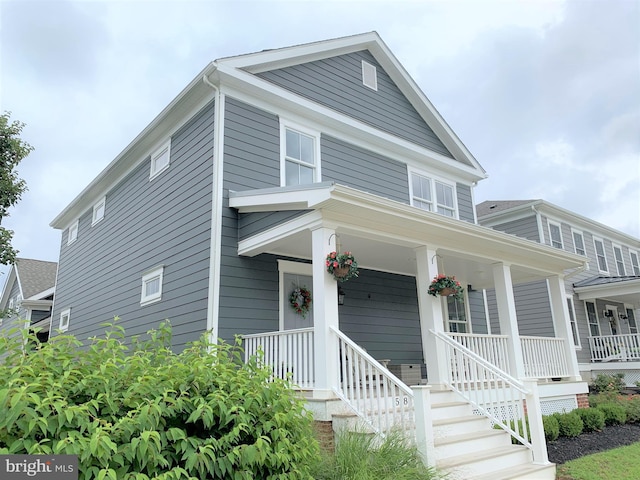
top-left (50, 63), bottom-right (219, 229)
top-left (229, 183), bottom-right (335, 213)
top-left (27, 286), bottom-right (55, 301)
top-left (217, 67), bottom-right (485, 184)
top-left (575, 279), bottom-right (640, 300)
top-left (21, 299), bottom-right (53, 310)
top-left (0, 267), bottom-right (17, 309)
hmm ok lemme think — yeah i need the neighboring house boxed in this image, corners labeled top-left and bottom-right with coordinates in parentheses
top-left (49, 33), bottom-right (589, 478)
top-left (477, 199), bottom-right (640, 387)
top-left (0, 258), bottom-right (57, 342)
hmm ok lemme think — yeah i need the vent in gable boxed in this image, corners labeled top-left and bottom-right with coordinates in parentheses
top-left (362, 60), bottom-right (378, 91)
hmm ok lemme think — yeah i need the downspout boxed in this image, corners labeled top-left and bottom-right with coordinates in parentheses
top-left (202, 67), bottom-right (224, 345)
top-left (531, 203), bottom-right (545, 245)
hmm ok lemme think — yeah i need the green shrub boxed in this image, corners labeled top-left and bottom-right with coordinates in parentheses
top-left (543, 415), bottom-right (560, 442)
top-left (573, 408), bottom-right (605, 432)
top-left (591, 373), bottom-right (626, 394)
top-left (597, 403), bottom-right (627, 426)
top-left (619, 396), bottom-right (640, 423)
top-left (553, 412), bottom-right (584, 437)
top-left (0, 321), bottom-right (319, 480)
top-left (493, 419), bottom-right (531, 445)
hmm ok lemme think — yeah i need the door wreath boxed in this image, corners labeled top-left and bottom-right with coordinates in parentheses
top-left (290, 286), bottom-right (312, 318)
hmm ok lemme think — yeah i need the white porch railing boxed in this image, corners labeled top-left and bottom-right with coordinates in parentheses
top-left (447, 333), bottom-right (510, 372)
top-left (589, 334), bottom-right (640, 362)
top-left (434, 330), bottom-right (549, 464)
top-left (332, 326), bottom-right (415, 438)
top-left (520, 336), bottom-right (570, 378)
top-left (242, 328), bottom-right (315, 389)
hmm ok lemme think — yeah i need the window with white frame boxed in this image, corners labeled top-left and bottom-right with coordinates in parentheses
top-left (630, 250), bottom-right (640, 276)
top-left (281, 123), bottom-right (319, 187)
top-left (567, 297), bottom-right (580, 348)
top-left (92, 197), bottom-right (106, 225)
top-left (586, 302), bottom-right (600, 337)
top-left (572, 230), bottom-right (586, 256)
top-left (361, 60), bottom-right (378, 90)
top-left (627, 307), bottom-right (638, 334)
top-left (8, 298), bottom-right (13, 311)
top-left (593, 238), bottom-right (608, 273)
top-left (67, 220), bottom-right (79, 245)
top-left (613, 245), bottom-right (626, 276)
top-left (150, 140), bottom-right (171, 179)
top-left (548, 221), bottom-right (563, 249)
top-left (140, 266), bottom-right (164, 306)
top-left (59, 308), bottom-right (70, 332)
top-left (446, 295), bottom-right (468, 333)
top-left (410, 171), bottom-right (457, 218)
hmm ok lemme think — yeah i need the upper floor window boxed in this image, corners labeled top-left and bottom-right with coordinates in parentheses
top-left (92, 197), bottom-right (106, 226)
top-left (572, 230), bottom-right (586, 256)
top-left (361, 60), bottom-right (378, 91)
top-left (150, 139), bottom-right (171, 179)
top-left (67, 220), bottom-right (79, 245)
top-left (613, 245), bottom-right (626, 276)
top-left (548, 221), bottom-right (563, 249)
top-left (630, 250), bottom-right (640, 276)
top-left (141, 266), bottom-right (164, 306)
top-left (281, 122), bottom-right (320, 187)
top-left (593, 238), bottom-right (608, 273)
top-left (410, 171), bottom-right (457, 218)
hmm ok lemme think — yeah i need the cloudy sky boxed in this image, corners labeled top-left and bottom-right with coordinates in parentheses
top-left (1, 0), bottom-right (639, 281)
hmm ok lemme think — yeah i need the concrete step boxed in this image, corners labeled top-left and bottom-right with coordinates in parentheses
top-left (437, 444), bottom-right (532, 478)
top-left (434, 428), bottom-right (511, 460)
top-left (470, 462), bottom-right (556, 480)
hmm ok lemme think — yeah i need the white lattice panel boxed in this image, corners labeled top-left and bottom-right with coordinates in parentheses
top-left (541, 396), bottom-right (578, 416)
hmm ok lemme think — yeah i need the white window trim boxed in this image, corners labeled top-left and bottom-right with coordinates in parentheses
top-left (585, 301), bottom-right (601, 337)
top-left (67, 220), bottom-right (79, 245)
top-left (149, 139), bottom-right (171, 180)
top-left (629, 249), bottom-right (640, 276)
top-left (566, 296), bottom-right (581, 349)
top-left (593, 237), bottom-right (608, 274)
top-left (59, 308), bottom-right (70, 332)
top-left (277, 259), bottom-right (312, 331)
top-left (279, 119), bottom-right (321, 187)
top-left (408, 167), bottom-right (458, 219)
top-left (612, 244), bottom-right (626, 276)
top-left (571, 229), bottom-right (587, 257)
top-left (92, 197), bottom-right (106, 226)
top-left (140, 266), bottom-right (165, 306)
top-left (548, 220), bottom-right (564, 249)
top-left (361, 60), bottom-right (378, 91)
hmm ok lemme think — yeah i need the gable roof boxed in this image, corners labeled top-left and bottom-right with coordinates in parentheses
top-left (0, 258), bottom-right (58, 308)
top-left (51, 32), bottom-right (486, 230)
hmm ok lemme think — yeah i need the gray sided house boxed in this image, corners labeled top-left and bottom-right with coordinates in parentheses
top-left (49, 33), bottom-right (589, 478)
top-left (477, 199), bottom-right (640, 386)
top-left (0, 258), bottom-right (57, 342)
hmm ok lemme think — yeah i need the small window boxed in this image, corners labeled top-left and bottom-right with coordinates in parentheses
top-left (59, 308), bottom-right (70, 332)
top-left (141, 266), bottom-right (164, 306)
top-left (67, 220), bottom-right (79, 245)
top-left (362, 60), bottom-right (378, 90)
top-left (150, 140), bottom-right (171, 179)
top-left (572, 230), bottom-right (586, 256)
top-left (630, 250), bottom-right (640, 276)
top-left (593, 238), bottom-right (608, 273)
top-left (92, 197), bottom-right (106, 225)
top-left (613, 245), bottom-right (626, 276)
top-left (8, 298), bottom-right (14, 311)
top-left (548, 221), bottom-right (563, 249)
top-left (586, 302), bottom-right (600, 337)
top-left (410, 171), bottom-right (457, 218)
top-left (628, 308), bottom-right (638, 334)
top-left (566, 297), bottom-right (580, 348)
top-left (281, 122), bottom-right (319, 187)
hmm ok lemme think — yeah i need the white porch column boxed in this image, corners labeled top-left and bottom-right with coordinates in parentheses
top-left (492, 263), bottom-right (526, 379)
top-left (415, 246), bottom-right (448, 387)
top-left (311, 227), bottom-right (340, 398)
top-left (547, 275), bottom-right (582, 381)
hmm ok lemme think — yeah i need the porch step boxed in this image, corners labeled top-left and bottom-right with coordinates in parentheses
top-left (431, 400), bottom-right (471, 420)
top-left (433, 414), bottom-right (490, 437)
top-left (470, 462), bottom-right (556, 480)
top-left (434, 428), bottom-right (510, 460)
top-left (437, 444), bottom-right (532, 478)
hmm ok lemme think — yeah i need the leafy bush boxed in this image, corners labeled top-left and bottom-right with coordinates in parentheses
top-left (0, 321), bottom-right (319, 479)
top-left (573, 408), bottom-right (605, 432)
top-left (553, 412), bottom-right (584, 438)
top-left (493, 419), bottom-right (530, 445)
top-left (543, 415), bottom-right (560, 442)
top-left (597, 403), bottom-right (627, 426)
top-left (312, 430), bottom-right (439, 480)
top-left (591, 373), bottom-right (626, 394)
top-left (618, 396), bottom-right (640, 423)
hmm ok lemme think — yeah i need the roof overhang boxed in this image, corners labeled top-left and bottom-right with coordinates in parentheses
top-left (21, 299), bottom-right (54, 310)
top-left (574, 278), bottom-right (640, 305)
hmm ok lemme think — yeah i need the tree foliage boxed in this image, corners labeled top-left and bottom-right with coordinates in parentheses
top-left (0, 321), bottom-right (319, 479)
top-left (0, 112), bottom-right (32, 265)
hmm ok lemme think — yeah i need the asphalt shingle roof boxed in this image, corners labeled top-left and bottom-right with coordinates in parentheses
top-left (16, 258), bottom-right (57, 299)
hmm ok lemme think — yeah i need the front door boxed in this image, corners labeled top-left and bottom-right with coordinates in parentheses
top-left (283, 273), bottom-right (314, 330)
top-left (605, 305), bottom-right (619, 335)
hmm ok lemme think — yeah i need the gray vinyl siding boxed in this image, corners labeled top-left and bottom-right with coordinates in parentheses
top-left (468, 290), bottom-right (488, 333)
top-left (257, 50), bottom-right (456, 160)
top-left (487, 215), bottom-right (540, 242)
top-left (0, 280), bottom-right (24, 335)
top-left (456, 183), bottom-right (475, 223)
top-left (321, 135), bottom-right (408, 203)
top-left (51, 102), bottom-right (215, 351)
top-left (486, 280), bottom-right (555, 337)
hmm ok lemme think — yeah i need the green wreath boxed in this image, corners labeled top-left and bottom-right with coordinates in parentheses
top-left (290, 286), bottom-right (312, 318)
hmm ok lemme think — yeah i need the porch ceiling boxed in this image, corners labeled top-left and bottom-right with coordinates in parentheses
top-left (230, 183), bottom-right (587, 289)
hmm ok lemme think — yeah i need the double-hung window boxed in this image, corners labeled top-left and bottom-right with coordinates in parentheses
top-left (586, 302), bottom-right (600, 337)
top-left (567, 297), bottom-right (580, 348)
top-left (410, 171), bottom-right (457, 218)
top-left (572, 230), bottom-right (586, 256)
top-left (613, 245), bottom-right (626, 275)
top-left (593, 238), bottom-right (608, 273)
top-left (630, 250), bottom-right (640, 276)
top-left (548, 221), bottom-right (563, 249)
top-left (281, 123), bottom-right (319, 187)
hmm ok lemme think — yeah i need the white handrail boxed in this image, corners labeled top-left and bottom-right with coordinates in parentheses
top-left (446, 333), bottom-right (510, 372)
top-left (589, 334), bottom-right (640, 362)
top-left (433, 330), bottom-right (548, 463)
top-left (520, 336), bottom-right (570, 378)
top-left (331, 326), bottom-right (415, 438)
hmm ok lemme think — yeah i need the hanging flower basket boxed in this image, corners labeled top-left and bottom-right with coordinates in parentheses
top-left (289, 286), bottom-right (312, 318)
top-left (427, 274), bottom-right (464, 299)
top-left (325, 251), bottom-right (359, 282)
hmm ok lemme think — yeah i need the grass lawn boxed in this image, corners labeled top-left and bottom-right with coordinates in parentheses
top-left (556, 442), bottom-right (640, 480)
